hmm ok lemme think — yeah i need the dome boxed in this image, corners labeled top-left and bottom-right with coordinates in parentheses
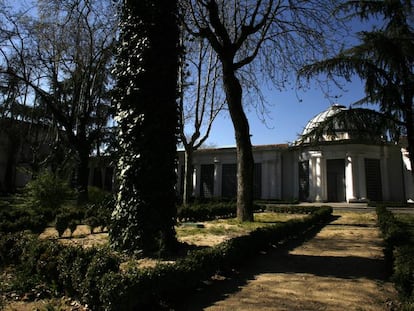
top-left (298, 104), bottom-right (348, 144)
top-left (302, 104), bottom-right (347, 136)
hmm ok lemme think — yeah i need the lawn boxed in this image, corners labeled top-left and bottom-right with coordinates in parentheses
top-left (38, 211), bottom-right (306, 249)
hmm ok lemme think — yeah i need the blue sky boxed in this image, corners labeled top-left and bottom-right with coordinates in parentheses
top-left (203, 10), bottom-right (382, 148)
top-left (205, 76), bottom-right (367, 147)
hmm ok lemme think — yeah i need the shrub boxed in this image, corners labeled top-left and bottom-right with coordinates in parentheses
top-left (20, 171), bottom-right (74, 222)
top-left (88, 186), bottom-right (111, 205)
top-left (82, 248), bottom-right (120, 306)
top-left (55, 213), bottom-right (70, 237)
top-left (1, 206), bottom-right (332, 310)
top-left (376, 205), bottom-right (414, 307)
top-left (98, 206), bottom-right (332, 310)
top-left (393, 245), bottom-right (414, 300)
top-left (0, 207), bottom-right (48, 234)
top-left (85, 195), bottom-right (114, 232)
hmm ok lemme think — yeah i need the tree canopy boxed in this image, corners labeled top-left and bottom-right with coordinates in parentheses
top-left (300, 0), bottom-right (414, 169)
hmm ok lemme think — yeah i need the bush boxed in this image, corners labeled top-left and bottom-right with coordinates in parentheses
top-left (82, 248), bottom-right (120, 306)
top-left (1, 206), bottom-right (332, 310)
top-left (20, 171), bottom-right (74, 222)
top-left (177, 202), bottom-right (264, 222)
top-left (0, 207), bottom-right (48, 234)
top-left (393, 245), bottom-right (414, 300)
top-left (99, 206), bottom-right (332, 310)
top-left (88, 186), bottom-right (111, 205)
top-left (85, 195), bottom-right (114, 232)
top-left (376, 205), bottom-right (414, 307)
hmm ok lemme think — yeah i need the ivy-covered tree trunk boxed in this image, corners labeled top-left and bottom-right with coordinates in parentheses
top-left (110, 0), bottom-right (179, 255)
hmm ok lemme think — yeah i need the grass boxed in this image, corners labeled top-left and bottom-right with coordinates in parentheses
top-left (176, 212), bottom-right (305, 239)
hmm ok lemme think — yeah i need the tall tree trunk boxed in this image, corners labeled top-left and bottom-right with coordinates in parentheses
top-left (222, 62), bottom-right (254, 222)
top-left (183, 147), bottom-right (194, 206)
top-left (111, 0), bottom-right (179, 255)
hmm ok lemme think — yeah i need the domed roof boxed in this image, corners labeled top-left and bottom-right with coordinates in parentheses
top-left (302, 104), bottom-right (347, 137)
top-left (297, 104), bottom-right (349, 144)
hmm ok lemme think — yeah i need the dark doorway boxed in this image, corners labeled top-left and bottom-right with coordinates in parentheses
top-left (222, 164), bottom-right (237, 199)
top-left (221, 163), bottom-right (262, 200)
top-left (299, 161), bottom-right (310, 201)
top-left (200, 164), bottom-right (214, 198)
top-left (365, 158), bottom-right (383, 201)
top-left (327, 159), bottom-right (346, 202)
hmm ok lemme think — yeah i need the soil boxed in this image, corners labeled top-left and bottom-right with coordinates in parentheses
top-left (178, 210), bottom-right (400, 311)
top-left (2, 210), bottom-right (400, 310)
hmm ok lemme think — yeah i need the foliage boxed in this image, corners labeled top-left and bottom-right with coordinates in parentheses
top-left (0, 206), bottom-right (47, 234)
top-left (111, 0), bottom-right (180, 255)
top-left (0, 232), bottom-right (120, 304)
top-left (300, 0), bottom-right (414, 169)
top-left (297, 107), bottom-right (401, 145)
top-left (180, 0), bottom-right (344, 221)
top-left (376, 205), bottom-right (414, 306)
top-left (87, 186), bottom-right (111, 205)
top-left (85, 194), bottom-right (114, 233)
top-left (0, 206), bottom-right (331, 310)
top-left (20, 171), bottom-right (74, 222)
top-left (101, 206), bottom-right (332, 310)
top-left (0, 0), bottom-right (119, 201)
top-left (264, 205), bottom-right (325, 214)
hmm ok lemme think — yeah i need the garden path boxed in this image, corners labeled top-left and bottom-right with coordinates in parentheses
top-left (179, 210), bottom-right (399, 310)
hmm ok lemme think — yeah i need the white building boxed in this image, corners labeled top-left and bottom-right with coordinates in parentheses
top-left (177, 105), bottom-right (414, 203)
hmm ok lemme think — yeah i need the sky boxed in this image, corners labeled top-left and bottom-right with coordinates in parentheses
top-left (202, 6), bottom-right (384, 148)
top-left (204, 76), bottom-right (367, 147)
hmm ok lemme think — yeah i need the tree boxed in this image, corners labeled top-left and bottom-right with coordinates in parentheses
top-left (299, 0), bottom-right (414, 171)
top-left (180, 0), bottom-right (344, 221)
top-left (297, 107), bottom-right (401, 145)
top-left (0, 61), bottom-right (59, 192)
top-left (179, 36), bottom-right (224, 205)
top-left (110, 0), bottom-right (180, 255)
top-left (0, 0), bottom-right (117, 202)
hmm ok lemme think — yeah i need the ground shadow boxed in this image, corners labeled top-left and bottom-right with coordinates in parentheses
top-left (173, 214), bottom-right (390, 311)
top-left (174, 216), bottom-right (341, 310)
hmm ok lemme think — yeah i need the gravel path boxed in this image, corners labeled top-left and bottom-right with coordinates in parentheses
top-left (179, 211), bottom-right (399, 311)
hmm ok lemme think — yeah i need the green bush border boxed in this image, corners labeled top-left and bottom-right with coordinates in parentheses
top-left (1, 206), bottom-right (332, 310)
top-left (376, 205), bottom-right (413, 307)
top-left (99, 206), bottom-right (332, 310)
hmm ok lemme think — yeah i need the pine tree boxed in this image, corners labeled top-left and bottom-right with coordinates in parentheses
top-left (300, 0), bottom-right (414, 169)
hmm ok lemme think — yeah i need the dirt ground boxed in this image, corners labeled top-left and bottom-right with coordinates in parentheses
top-left (3, 210), bottom-right (400, 310)
top-left (178, 210), bottom-right (400, 311)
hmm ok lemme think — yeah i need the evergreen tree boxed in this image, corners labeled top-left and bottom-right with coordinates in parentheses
top-left (300, 0), bottom-right (414, 170)
top-left (110, 0), bottom-right (180, 255)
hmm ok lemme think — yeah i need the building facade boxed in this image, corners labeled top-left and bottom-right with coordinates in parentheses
top-left (177, 105), bottom-right (414, 203)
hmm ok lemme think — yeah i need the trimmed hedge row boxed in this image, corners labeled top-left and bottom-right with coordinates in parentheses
top-left (264, 205), bottom-right (324, 214)
top-left (177, 202), bottom-right (319, 222)
top-left (177, 202), bottom-right (263, 222)
top-left (0, 208), bottom-right (48, 234)
top-left (376, 206), bottom-right (413, 306)
top-left (1, 206), bottom-right (332, 310)
top-left (0, 233), bottom-right (120, 307)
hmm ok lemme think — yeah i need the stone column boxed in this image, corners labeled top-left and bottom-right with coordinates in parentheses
top-left (309, 151), bottom-right (324, 202)
top-left (193, 163), bottom-right (200, 197)
top-left (213, 157), bottom-right (222, 198)
top-left (345, 154), bottom-right (356, 202)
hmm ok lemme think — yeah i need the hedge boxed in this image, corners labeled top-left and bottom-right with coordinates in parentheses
top-left (176, 202), bottom-right (318, 222)
top-left (376, 205), bottom-right (413, 307)
top-left (100, 206), bottom-right (332, 310)
top-left (1, 206), bottom-right (332, 310)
